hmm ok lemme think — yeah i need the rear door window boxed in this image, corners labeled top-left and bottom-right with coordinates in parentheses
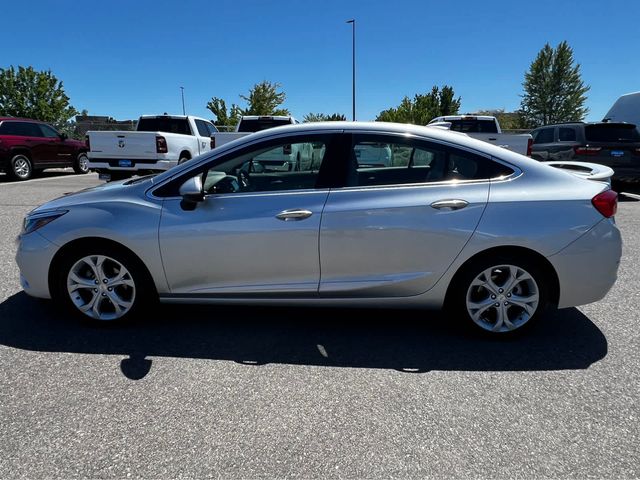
top-left (0, 121), bottom-right (42, 137)
top-left (194, 120), bottom-right (211, 137)
top-left (348, 134), bottom-right (513, 187)
top-left (558, 127), bottom-right (576, 142)
top-left (585, 124), bottom-right (640, 142)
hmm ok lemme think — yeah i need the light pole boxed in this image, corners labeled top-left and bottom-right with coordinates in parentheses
top-left (346, 19), bottom-right (356, 121)
top-left (180, 86), bottom-right (186, 115)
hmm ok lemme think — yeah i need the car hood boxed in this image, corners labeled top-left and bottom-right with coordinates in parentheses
top-left (30, 178), bottom-right (151, 214)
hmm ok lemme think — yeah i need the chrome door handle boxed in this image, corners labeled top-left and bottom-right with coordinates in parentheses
top-left (431, 199), bottom-right (469, 211)
top-left (276, 209), bottom-right (313, 221)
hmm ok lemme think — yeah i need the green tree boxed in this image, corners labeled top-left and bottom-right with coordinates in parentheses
top-left (0, 66), bottom-right (78, 129)
top-left (241, 80), bottom-right (289, 116)
top-left (376, 85), bottom-right (461, 124)
top-left (520, 41), bottom-right (589, 127)
top-left (206, 97), bottom-right (242, 128)
top-left (207, 80), bottom-right (289, 128)
top-left (303, 112), bottom-right (347, 122)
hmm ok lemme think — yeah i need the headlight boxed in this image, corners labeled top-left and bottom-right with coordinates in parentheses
top-left (22, 210), bottom-right (68, 235)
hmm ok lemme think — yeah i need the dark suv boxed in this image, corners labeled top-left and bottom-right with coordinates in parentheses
top-left (531, 122), bottom-right (640, 182)
top-left (0, 118), bottom-right (89, 181)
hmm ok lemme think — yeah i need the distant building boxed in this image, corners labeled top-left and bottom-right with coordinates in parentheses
top-left (75, 115), bottom-right (136, 135)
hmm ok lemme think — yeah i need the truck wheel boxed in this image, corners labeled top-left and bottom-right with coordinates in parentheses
top-left (178, 156), bottom-right (190, 165)
top-left (8, 154), bottom-right (33, 181)
top-left (73, 153), bottom-right (90, 174)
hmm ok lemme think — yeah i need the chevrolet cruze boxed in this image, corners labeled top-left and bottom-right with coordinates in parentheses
top-left (16, 122), bottom-right (622, 335)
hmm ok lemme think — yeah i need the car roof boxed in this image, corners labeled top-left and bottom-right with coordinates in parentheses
top-left (240, 115), bottom-right (294, 120)
top-left (431, 115), bottom-right (497, 122)
top-left (533, 121), bottom-right (635, 129)
top-left (0, 117), bottom-right (45, 123)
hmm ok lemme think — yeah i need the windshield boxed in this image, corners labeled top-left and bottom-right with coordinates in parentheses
top-left (585, 123), bottom-right (640, 142)
top-left (237, 118), bottom-right (292, 133)
top-left (137, 117), bottom-right (192, 135)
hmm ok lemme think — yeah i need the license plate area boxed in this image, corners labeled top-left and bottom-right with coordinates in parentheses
top-left (610, 150), bottom-right (625, 157)
top-left (118, 159), bottom-right (133, 167)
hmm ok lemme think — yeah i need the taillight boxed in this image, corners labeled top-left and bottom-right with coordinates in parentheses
top-left (574, 146), bottom-right (602, 155)
top-left (210, 136), bottom-right (215, 149)
top-left (526, 138), bottom-right (532, 157)
top-left (592, 190), bottom-right (618, 218)
top-left (283, 144), bottom-right (292, 155)
top-left (156, 135), bottom-right (168, 153)
top-left (85, 135), bottom-right (90, 151)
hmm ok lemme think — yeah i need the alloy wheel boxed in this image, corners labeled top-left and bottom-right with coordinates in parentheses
top-left (466, 264), bottom-right (540, 333)
top-left (66, 255), bottom-right (136, 321)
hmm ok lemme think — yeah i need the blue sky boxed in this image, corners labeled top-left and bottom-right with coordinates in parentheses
top-left (3, 0), bottom-right (639, 123)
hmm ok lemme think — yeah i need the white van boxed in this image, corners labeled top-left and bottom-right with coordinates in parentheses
top-left (603, 92), bottom-right (640, 129)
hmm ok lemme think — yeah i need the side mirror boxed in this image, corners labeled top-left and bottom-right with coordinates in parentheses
top-left (59, 133), bottom-right (68, 141)
top-left (179, 175), bottom-right (204, 210)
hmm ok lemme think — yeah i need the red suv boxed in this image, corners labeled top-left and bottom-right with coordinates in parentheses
top-left (0, 117), bottom-right (89, 181)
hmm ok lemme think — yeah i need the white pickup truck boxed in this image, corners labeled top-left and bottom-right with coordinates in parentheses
top-left (211, 115), bottom-right (298, 148)
top-left (86, 115), bottom-right (218, 180)
top-left (428, 115), bottom-right (532, 156)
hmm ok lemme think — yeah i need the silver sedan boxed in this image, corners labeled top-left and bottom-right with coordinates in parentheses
top-left (16, 122), bottom-right (622, 335)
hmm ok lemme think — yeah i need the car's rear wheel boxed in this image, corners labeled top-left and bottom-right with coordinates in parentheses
top-left (73, 153), bottom-right (90, 174)
top-left (8, 154), bottom-right (33, 181)
top-left (450, 255), bottom-right (550, 335)
top-left (54, 245), bottom-right (153, 323)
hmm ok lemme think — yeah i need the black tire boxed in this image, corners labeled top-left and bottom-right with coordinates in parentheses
top-left (8, 153), bottom-right (33, 181)
top-left (73, 153), bottom-right (90, 174)
top-left (178, 156), bottom-right (190, 165)
top-left (447, 254), bottom-right (551, 336)
top-left (52, 243), bottom-right (156, 324)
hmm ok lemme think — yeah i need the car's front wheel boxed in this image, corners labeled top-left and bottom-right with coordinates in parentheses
top-left (450, 255), bottom-right (550, 335)
top-left (54, 245), bottom-right (153, 323)
top-left (73, 153), bottom-right (90, 174)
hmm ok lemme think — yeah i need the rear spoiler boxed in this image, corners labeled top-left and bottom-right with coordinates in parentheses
top-left (545, 161), bottom-right (614, 184)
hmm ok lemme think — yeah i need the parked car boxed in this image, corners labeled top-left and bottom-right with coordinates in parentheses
top-left (86, 115), bottom-right (218, 180)
top-left (0, 117), bottom-right (89, 180)
top-left (530, 122), bottom-right (640, 182)
top-left (428, 115), bottom-right (533, 156)
top-left (603, 91), bottom-right (640, 130)
top-left (16, 122), bottom-right (621, 336)
top-left (211, 115), bottom-right (299, 149)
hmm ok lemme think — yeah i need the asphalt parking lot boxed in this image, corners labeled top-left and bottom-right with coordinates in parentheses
top-left (0, 171), bottom-right (638, 479)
